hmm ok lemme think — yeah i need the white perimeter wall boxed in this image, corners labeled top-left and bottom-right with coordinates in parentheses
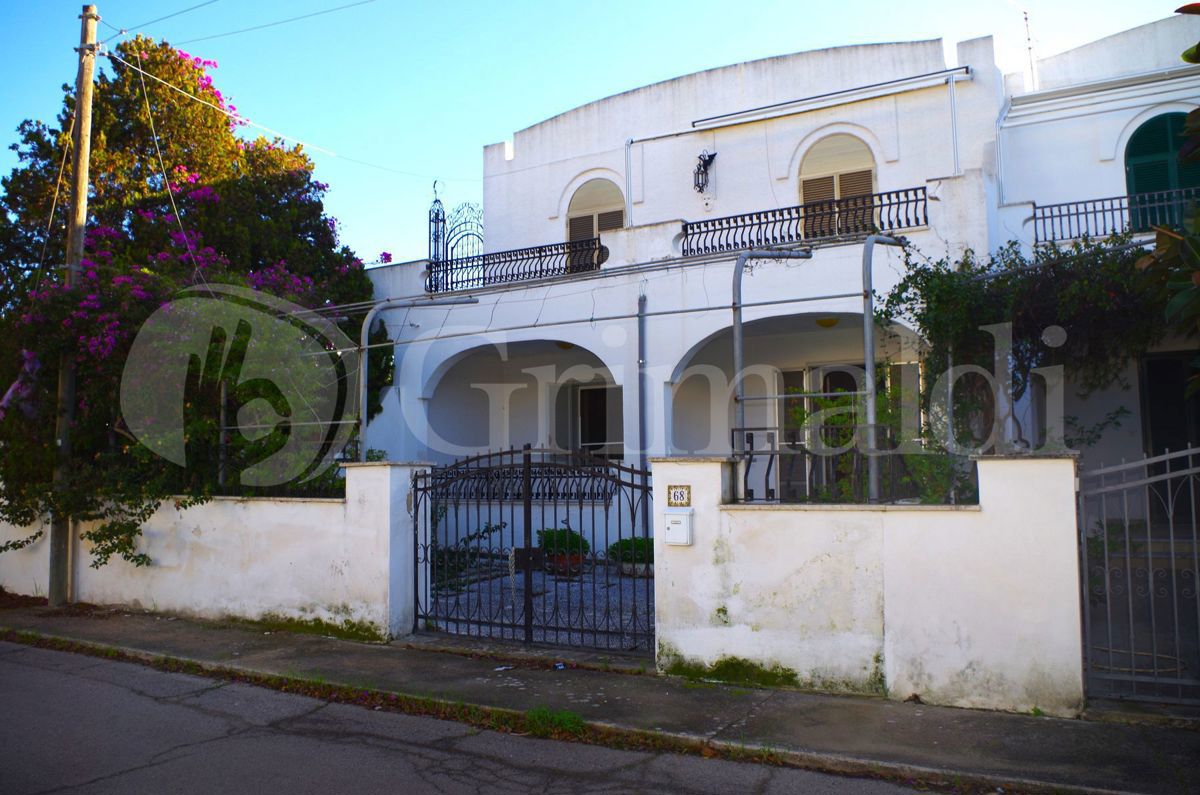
top-left (0, 462), bottom-right (422, 639)
top-left (652, 455), bottom-right (1084, 716)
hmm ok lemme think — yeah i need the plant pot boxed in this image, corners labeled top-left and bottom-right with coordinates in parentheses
top-left (618, 561), bottom-right (654, 578)
top-left (545, 552), bottom-right (586, 577)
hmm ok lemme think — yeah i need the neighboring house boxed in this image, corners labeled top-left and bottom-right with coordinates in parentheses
top-left (366, 15), bottom-right (1200, 480)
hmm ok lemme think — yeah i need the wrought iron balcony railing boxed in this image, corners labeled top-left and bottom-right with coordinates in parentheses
top-left (425, 237), bottom-right (608, 293)
top-left (1032, 186), bottom-right (1200, 244)
top-left (680, 186), bottom-right (928, 257)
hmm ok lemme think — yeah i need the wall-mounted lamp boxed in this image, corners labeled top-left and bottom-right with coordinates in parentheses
top-left (815, 317), bottom-right (840, 329)
top-left (694, 150), bottom-right (717, 193)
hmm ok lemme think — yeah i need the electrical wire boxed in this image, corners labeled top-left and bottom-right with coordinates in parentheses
top-left (104, 51), bottom-right (478, 182)
top-left (133, 59), bottom-right (210, 290)
top-left (174, 0), bottom-right (376, 46)
top-left (32, 112), bottom-right (75, 293)
top-left (100, 0), bottom-right (222, 44)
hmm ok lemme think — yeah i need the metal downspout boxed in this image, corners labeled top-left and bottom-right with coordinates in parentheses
top-left (948, 75), bottom-right (961, 176)
top-left (624, 139), bottom-right (634, 227)
top-left (637, 293), bottom-right (648, 469)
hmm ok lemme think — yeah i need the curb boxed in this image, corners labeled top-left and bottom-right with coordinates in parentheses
top-left (0, 626), bottom-right (1142, 795)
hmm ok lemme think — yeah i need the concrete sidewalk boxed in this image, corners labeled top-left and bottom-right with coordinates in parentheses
top-left (2, 605), bottom-right (1197, 795)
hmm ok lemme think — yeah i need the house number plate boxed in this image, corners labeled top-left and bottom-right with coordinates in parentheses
top-left (667, 485), bottom-right (691, 507)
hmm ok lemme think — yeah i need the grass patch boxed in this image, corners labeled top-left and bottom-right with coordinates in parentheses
top-left (525, 707), bottom-right (586, 738)
top-left (665, 655), bottom-right (800, 689)
top-left (218, 612), bottom-right (387, 644)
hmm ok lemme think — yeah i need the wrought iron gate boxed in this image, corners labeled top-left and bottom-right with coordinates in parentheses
top-left (1078, 447), bottom-right (1200, 704)
top-left (412, 446), bottom-right (654, 651)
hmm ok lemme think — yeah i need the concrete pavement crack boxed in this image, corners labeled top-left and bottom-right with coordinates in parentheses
top-left (706, 688), bottom-right (777, 742)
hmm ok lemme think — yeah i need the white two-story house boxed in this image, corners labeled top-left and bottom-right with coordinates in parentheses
top-left (365, 15), bottom-right (1199, 487)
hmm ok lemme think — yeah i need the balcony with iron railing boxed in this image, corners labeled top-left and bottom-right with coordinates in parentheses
top-left (425, 237), bottom-right (608, 293)
top-left (680, 186), bottom-right (928, 257)
top-left (1032, 186), bottom-right (1200, 244)
top-left (423, 186), bottom-right (930, 294)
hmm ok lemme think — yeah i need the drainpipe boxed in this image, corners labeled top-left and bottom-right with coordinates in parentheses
top-left (732, 249), bottom-right (814, 456)
top-left (637, 293), bottom-right (648, 468)
top-left (624, 138), bottom-right (634, 226)
top-left (994, 96), bottom-right (1012, 206)
top-left (358, 296), bottom-right (478, 460)
top-left (862, 235), bottom-right (905, 502)
top-left (947, 75), bottom-right (961, 177)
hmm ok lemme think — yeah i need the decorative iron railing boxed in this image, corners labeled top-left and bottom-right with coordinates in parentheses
top-left (412, 446), bottom-right (654, 651)
top-left (680, 186), bottom-right (928, 257)
top-left (732, 425), bottom-right (978, 506)
top-left (425, 237), bottom-right (608, 293)
top-left (1032, 187), bottom-right (1200, 244)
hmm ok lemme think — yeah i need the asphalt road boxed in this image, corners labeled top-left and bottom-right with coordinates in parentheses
top-left (0, 641), bottom-right (916, 795)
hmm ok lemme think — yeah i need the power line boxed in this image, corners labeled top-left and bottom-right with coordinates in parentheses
top-left (133, 59), bottom-right (210, 289)
top-left (104, 51), bottom-right (479, 182)
top-left (100, 1), bottom-right (222, 44)
top-left (175, 0), bottom-right (376, 45)
top-left (129, 0), bottom-right (222, 31)
top-left (32, 112), bottom-right (75, 293)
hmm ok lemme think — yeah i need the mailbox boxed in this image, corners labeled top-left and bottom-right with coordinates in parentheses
top-left (663, 507), bottom-right (693, 546)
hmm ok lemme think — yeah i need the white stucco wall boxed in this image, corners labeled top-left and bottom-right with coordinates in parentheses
top-left (0, 462), bottom-right (422, 639)
top-left (998, 16), bottom-right (1200, 217)
top-left (1034, 15), bottom-right (1200, 91)
top-left (651, 455), bottom-right (1084, 716)
top-left (481, 37), bottom-right (1001, 255)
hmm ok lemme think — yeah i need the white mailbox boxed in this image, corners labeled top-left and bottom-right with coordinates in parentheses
top-left (663, 507), bottom-right (693, 546)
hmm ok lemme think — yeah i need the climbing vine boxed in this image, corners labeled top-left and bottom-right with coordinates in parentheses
top-left (878, 236), bottom-right (1170, 450)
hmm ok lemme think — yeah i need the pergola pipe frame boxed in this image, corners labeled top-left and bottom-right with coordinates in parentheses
top-left (358, 296), bottom-right (479, 461)
top-left (731, 235), bottom-right (905, 503)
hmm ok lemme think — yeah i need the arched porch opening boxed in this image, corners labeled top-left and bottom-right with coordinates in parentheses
top-left (425, 339), bottom-right (623, 461)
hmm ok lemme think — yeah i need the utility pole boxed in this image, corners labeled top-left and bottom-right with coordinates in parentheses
top-left (49, 4), bottom-right (99, 607)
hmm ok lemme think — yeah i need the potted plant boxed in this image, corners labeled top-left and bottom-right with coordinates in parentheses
top-left (538, 527), bottom-right (590, 577)
top-left (607, 537), bottom-right (654, 577)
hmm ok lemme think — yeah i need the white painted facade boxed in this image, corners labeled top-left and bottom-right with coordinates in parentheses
top-left (0, 463), bottom-right (421, 639)
top-left (652, 455), bottom-right (1084, 716)
top-left (366, 15), bottom-right (1200, 470)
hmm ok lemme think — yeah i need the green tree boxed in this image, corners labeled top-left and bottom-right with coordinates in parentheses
top-left (0, 37), bottom-right (389, 566)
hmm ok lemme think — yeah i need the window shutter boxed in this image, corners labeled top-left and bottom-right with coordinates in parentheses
top-left (567, 215), bottom-right (595, 241)
top-left (1126, 115), bottom-right (1171, 159)
top-left (1180, 158), bottom-right (1200, 190)
top-left (838, 170), bottom-right (874, 198)
top-left (1128, 160), bottom-right (1171, 196)
top-left (597, 209), bottom-right (624, 232)
top-left (801, 176), bottom-right (836, 205)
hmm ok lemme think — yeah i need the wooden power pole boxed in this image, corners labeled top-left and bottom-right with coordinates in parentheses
top-left (49, 4), bottom-right (99, 606)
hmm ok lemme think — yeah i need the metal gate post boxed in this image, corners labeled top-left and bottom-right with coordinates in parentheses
top-left (522, 443), bottom-right (534, 644)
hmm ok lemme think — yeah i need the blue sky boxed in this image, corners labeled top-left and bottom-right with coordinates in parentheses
top-left (1, 1), bottom-right (1182, 264)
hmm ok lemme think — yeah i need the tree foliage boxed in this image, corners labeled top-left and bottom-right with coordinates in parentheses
top-left (879, 238), bottom-right (1169, 449)
top-left (0, 38), bottom-right (388, 566)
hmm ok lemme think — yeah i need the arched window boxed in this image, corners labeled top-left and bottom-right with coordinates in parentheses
top-left (1125, 112), bottom-right (1200, 197)
top-left (799, 134), bottom-right (876, 237)
top-left (1125, 113), bottom-right (1200, 230)
top-left (566, 179), bottom-right (624, 242)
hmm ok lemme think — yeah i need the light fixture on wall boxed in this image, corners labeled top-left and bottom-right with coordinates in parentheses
top-left (815, 317), bottom-right (839, 329)
top-left (694, 150), bottom-right (717, 193)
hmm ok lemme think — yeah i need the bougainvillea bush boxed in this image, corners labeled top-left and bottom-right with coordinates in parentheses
top-left (0, 37), bottom-right (390, 565)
